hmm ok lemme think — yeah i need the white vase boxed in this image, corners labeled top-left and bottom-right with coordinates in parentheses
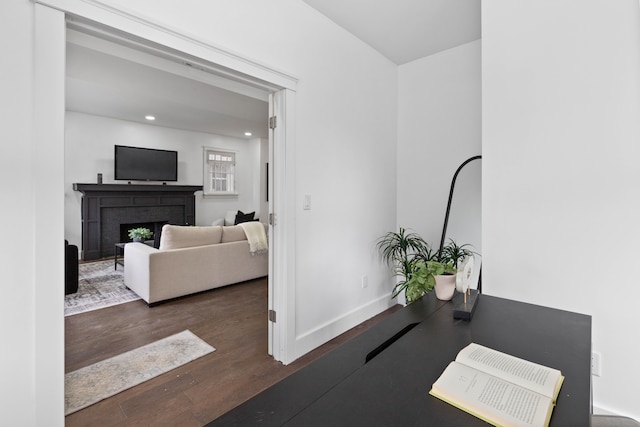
top-left (434, 274), bottom-right (456, 301)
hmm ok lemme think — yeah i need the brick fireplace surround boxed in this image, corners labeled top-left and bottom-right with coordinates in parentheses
top-left (73, 184), bottom-right (202, 260)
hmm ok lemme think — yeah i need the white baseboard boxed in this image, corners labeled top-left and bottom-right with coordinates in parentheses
top-left (293, 293), bottom-right (396, 360)
top-left (593, 405), bottom-right (622, 416)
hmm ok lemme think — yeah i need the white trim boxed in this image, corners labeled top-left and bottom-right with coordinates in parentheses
top-left (294, 293), bottom-right (396, 360)
top-left (593, 406), bottom-right (623, 416)
top-left (282, 90), bottom-right (298, 364)
top-left (202, 147), bottom-right (237, 196)
top-left (35, 0), bottom-right (298, 90)
top-left (34, 4), bottom-right (66, 425)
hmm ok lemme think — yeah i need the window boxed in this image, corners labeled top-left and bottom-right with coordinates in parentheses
top-left (204, 148), bottom-right (236, 195)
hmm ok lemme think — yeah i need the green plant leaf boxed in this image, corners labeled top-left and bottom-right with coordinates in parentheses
top-left (377, 228), bottom-right (476, 304)
top-left (128, 227), bottom-right (153, 239)
top-left (439, 239), bottom-right (476, 269)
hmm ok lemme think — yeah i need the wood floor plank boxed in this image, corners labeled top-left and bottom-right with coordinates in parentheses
top-left (65, 276), bottom-right (401, 426)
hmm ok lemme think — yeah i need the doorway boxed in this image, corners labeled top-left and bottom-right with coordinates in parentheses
top-left (33, 3), bottom-right (298, 420)
top-left (62, 16), bottom-right (294, 360)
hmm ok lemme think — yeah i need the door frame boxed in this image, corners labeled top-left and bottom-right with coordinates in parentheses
top-left (34, 1), bottom-right (298, 421)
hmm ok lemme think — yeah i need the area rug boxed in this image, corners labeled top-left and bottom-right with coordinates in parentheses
top-left (65, 259), bottom-right (141, 316)
top-left (65, 329), bottom-right (215, 415)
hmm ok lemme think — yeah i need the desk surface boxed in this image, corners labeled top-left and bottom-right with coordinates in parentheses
top-left (209, 293), bottom-right (592, 426)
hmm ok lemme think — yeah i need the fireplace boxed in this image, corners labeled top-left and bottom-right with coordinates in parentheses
top-left (73, 184), bottom-right (202, 260)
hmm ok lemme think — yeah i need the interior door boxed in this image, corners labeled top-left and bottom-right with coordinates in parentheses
top-left (267, 88), bottom-right (294, 363)
top-left (267, 92), bottom-right (283, 360)
top-left (267, 92), bottom-right (277, 356)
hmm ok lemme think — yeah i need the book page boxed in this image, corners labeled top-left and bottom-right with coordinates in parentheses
top-left (456, 343), bottom-right (563, 400)
top-left (430, 362), bottom-right (554, 427)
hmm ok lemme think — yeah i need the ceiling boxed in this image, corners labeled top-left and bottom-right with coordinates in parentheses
top-left (66, 29), bottom-right (271, 139)
top-left (65, 1), bottom-right (480, 138)
top-left (302, 0), bottom-right (481, 65)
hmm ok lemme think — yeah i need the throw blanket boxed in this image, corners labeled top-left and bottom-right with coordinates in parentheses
top-left (239, 222), bottom-right (268, 254)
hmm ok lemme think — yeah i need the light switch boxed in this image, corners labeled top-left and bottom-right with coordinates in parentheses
top-left (303, 194), bottom-right (311, 210)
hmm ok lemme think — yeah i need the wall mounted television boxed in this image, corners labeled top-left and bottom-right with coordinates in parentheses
top-left (114, 145), bottom-right (178, 182)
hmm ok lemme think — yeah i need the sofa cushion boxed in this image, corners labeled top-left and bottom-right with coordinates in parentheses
top-left (159, 225), bottom-right (223, 250)
top-left (221, 226), bottom-right (247, 243)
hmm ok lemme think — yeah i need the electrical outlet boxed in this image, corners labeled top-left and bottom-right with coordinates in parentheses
top-left (361, 275), bottom-right (368, 288)
top-left (591, 351), bottom-right (601, 377)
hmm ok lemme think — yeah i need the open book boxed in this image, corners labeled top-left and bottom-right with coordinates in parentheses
top-left (429, 343), bottom-right (564, 427)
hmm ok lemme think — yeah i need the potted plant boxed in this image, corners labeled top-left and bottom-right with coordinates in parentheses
top-left (402, 259), bottom-right (446, 303)
top-left (432, 239), bottom-right (475, 300)
top-left (399, 239), bottom-right (476, 302)
top-left (377, 227), bottom-right (439, 304)
top-left (128, 227), bottom-right (153, 242)
top-left (377, 229), bottom-right (476, 304)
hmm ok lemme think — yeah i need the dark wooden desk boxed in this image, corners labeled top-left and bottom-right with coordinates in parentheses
top-left (209, 293), bottom-right (592, 426)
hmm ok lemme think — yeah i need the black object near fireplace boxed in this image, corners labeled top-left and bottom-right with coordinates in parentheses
top-left (73, 183), bottom-right (202, 260)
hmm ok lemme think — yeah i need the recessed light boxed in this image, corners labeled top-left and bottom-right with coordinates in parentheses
top-left (145, 115), bottom-right (156, 121)
top-left (244, 132), bottom-right (252, 137)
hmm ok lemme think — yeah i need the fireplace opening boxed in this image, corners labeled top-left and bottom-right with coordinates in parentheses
top-left (119, 221), bottom-right (168, 248)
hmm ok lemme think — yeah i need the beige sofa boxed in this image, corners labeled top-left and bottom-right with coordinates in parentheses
top-left (124, 224), bottom-right (268, 304)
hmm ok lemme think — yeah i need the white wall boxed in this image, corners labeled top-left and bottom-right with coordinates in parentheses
top-left (483, 0), bottom-right (640, 419)
top-left (397, 40), bottom-right (482, 246)
top-left (64, 112), bottom-right (263, 248)
top-left (1, 1), bottom-right (38, 425)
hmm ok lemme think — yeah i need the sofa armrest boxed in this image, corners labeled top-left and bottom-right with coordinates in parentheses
top-left (123, 242), bottom-right (158, 303)
top-left (65, 241), bottom-right (79, 295)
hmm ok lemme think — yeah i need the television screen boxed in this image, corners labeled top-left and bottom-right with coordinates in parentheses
top-left (114, 145), bottom-right (178, 182)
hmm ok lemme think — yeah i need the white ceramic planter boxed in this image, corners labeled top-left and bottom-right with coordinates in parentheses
top-left (434, 274), bottom-right (456, 301)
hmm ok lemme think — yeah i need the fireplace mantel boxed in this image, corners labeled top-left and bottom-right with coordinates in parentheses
top-left (73, 183), bottom-right (203, 194)
top-left (73, 183), bottom-right (203, 260)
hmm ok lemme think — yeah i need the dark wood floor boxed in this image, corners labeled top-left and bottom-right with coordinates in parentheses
top-left (65, 276), bottom-right (402, 426)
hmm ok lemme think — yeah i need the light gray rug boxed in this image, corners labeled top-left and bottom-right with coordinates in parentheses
top-left (65, 259), bottom-right (141, 316)
top-left (65, 330), bottom-right (215, 415)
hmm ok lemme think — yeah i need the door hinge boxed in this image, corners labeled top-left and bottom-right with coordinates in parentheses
top-left (269, 116), bottom-right (277, 129)
top-left (269, 213), bottom-right (275, 226)
top-left (268, 309), bottom-right (277, 323)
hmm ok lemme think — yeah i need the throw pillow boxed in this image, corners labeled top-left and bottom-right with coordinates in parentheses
top-left (224, 210), bottom-right (237, 226)
top-left (234, 210), bottom-right (255, 225)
